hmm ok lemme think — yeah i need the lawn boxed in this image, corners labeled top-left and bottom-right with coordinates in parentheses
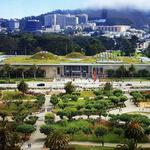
top-left (48, 120), bottom-right (126, 143)
top-left (0, 101), bottom-right (38, 113)
top-left (72, 132), bottom-right (126, 143)
top-left (127, 112), bottom-right (150, 116)
top-left (72, 145), bottom-right (114, 150)
top-left (2, 91), bottom-right (36, 101)
top-left (0, 91), bottom-right (44, 113)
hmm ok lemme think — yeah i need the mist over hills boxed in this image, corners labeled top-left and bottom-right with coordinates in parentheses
top-left (2, 8), bottom-right (150, 29)
top-left (22, 8), bottom-right (150, 29)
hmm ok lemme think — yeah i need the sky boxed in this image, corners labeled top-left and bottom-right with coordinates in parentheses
top-left (0, 0), bottom-right (150, 19)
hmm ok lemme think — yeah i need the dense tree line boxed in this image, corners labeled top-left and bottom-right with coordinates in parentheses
top-left (107, 65), bottom-right (150, 78)
top-left (0, 33), bottom-right (137, 56)
top-left (0, 64), bottom-right (45, 80)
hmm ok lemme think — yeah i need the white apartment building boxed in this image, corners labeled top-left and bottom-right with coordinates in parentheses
top-left (66, 15), bottom-right (78, 26)
top-left (44, 14), bottom-right (57, 27)
top-left (8, 19), bottom-right (20, 31)
top-left (76, 14), bottom-right (88, 24)
top-left (97, 25), bottom-right (131, 33)
top-left (44, 14), bottom-right (83, 29)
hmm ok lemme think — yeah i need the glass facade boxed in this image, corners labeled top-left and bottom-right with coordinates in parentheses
top-left (64, 66), bottom-right (89, 77)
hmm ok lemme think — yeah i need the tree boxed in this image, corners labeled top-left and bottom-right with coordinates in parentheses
top-left (13, 112), bottom-right (28, 124)
top-left (45, 112), bottom-right (55, 124)
top-left (40, 125), bottom-right (54, 136)
top-left (137, 69), bottom-right (149, 77)
top-left (45, 129), bottom-right (70, 150)
top-left (145, 127), bottom-right (150, 136)
top-left (125, 121), bottom-right (144, 150)
top-left (94, 126), bottom-right (108, 146)
top-left (107, 69), bottom-right (115, 78)
top-left (14, 100), bottom-right (23, 110)
top-left (97, 109), bottom-right (107, 120)
top-left (65, 126), bottom-right (79, 136)
top-left (116, 65), bottom-right (127, 78)
top-left (17, 67), bottom-right (26, 79)
top-left (3, 64), bottom-right (12, 82)
top-left (110, 96), bottom-right (120, 105)
top-left (25, 116), bottom-right (38, 125)
top-left (65, 108), bottom-right (77, 120)
top-left (129, 64), bottom-right (136, 77)
top-left (17, 80), bottom-right (28, 95)
top-left (104, 82), bottom-right (112, 91)
top-left (64, 82), bottom-right (75, 94)
top-left (84, 109), bottom-right (91, 119)
top-left (50, 94), bottom-right (60, 108)
top-left (30, 64), bottom-right (38, 80)
top-left (70, 95), bottom-right (78, 101)
top-left (0, 127), bottom-right (21, 150)
top-left (113, 128), bottom-right (123, 137)
top-left (16, 124), bottom-right (36, 140)
top-left (119, 96), bottom-right (128, 105)
top-left (118, 38), bottom-right (135, 56)
top-left (82, 127), bottom-right (92, 137)
top-left (36, 94), bottom-right (45, 108)
top-left (57, 111), bottom-right (66, 120)
top-left (113, 89), bottom-right (123, 97)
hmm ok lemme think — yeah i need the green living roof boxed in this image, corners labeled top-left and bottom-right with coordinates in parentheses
top-left (3, 52), bottom-right (144, 64)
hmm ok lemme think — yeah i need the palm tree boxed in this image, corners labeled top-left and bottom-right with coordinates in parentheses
top-left (0, 127), bottom-right (21, 150)
top-left (125, 121), bottom-right (144, 150)
top-left (0, 127), bottom-right (8, 150)
top-left (45, 130), bottom-right (70, 150)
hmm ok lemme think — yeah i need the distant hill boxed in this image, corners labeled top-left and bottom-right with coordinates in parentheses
top-left (3, 8), bottom-right (150, 29)
top-left (35, 8), bottom-right (150, 29)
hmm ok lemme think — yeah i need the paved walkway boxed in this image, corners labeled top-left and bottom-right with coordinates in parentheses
top-left (70, 141), bottom-right (150, 148)
top-left (21, 93), bottom-right (150, 150)
top-left (109, 93), bottom-right (150, 117)
top-left (22, 95), bottom-right (51, 150)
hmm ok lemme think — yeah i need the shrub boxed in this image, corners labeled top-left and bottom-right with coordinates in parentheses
top-left (40, 125), bottom-right (55, 135)
top-left (45, 112), bottom-right (55, 124)
top-left (113, 128), bottom-right (124, 136)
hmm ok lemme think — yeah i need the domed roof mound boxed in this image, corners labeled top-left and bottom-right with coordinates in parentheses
top-left (31, 51), bottom-right (57, 60)
top-left (65, 52), bottom-right (85, 58)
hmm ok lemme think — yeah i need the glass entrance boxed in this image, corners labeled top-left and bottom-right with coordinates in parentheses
top-left (64, 66), bottom-right (89, 78)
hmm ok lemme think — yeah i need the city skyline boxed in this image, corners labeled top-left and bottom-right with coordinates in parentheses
top-left (1, 0), bottom-right (150, 19)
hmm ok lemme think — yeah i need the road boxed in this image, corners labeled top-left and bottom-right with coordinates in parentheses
top-left (1, 80), bottom-right (150, 91)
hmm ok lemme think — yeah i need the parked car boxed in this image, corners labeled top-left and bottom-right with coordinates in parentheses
top-left (126, 83), bottom-right (132, 86)
top-left (37, 83), bottom-right (45, 87)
